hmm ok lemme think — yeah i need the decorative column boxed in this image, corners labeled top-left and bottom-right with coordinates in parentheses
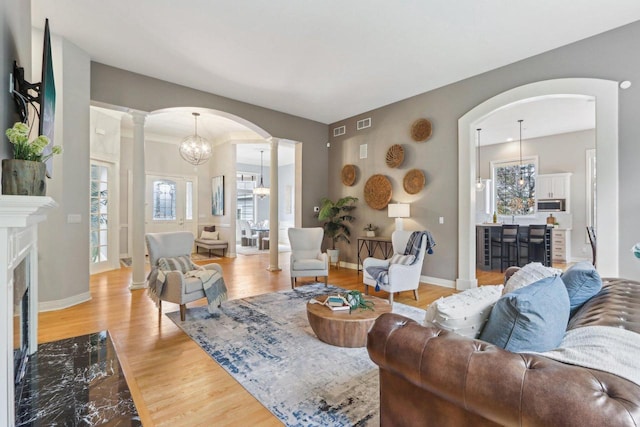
top-left (268, 138), bottom-right (280, 271)
top-left (129, 111), bottom-right (147, 289)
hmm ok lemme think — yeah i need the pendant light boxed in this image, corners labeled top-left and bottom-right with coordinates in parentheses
top-left (518, 119), bottom-right (525, 186)
top-left (475, 128), bottom-right (485, 191)
top-left (179, 112), bottom-right (212, 165)
top-left (253, 150), bottom-right (270, 198)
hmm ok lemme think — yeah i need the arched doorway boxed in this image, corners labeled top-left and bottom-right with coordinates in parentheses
top-left (457, 78), bottom-right (619, 289)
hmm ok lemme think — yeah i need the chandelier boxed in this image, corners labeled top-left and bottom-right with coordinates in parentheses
top-left (253, 149), bottom-right (270, 198)
top-left (179, 112), bottom-right (212, 165)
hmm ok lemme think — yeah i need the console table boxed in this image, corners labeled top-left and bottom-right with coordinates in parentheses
top-left (357, 236), bottom-right (393, 274)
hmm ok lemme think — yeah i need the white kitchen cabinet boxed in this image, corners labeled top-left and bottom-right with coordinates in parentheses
top-left (537, 173), bottom-right (571, 200)
top-left (551, 228), bottom-right (571, 263)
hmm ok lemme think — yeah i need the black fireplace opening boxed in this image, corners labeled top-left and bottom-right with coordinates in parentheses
top-left (13, 258), bottom-right (30, 402)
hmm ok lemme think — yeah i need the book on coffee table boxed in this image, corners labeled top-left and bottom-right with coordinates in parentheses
top-left (309, 295), bottom-right (350, 311)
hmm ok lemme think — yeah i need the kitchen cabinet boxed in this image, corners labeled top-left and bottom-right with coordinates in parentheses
top-left (537, 173), bottom-right (571, 200)
top-left (551, 228), bottom-right (571, 263)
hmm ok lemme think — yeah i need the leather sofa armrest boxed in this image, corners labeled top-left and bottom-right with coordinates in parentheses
top-left (368, 313), bottom-right (640, 427)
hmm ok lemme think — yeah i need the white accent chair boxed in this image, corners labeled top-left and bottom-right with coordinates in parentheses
top-left (145, 231), bottom-right (224, 321)
top-left (288, 227), bottom-right (329, 288)
top-left (363, 230), bottom-right (427, 304)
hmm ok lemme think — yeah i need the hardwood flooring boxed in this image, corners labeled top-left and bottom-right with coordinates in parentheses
top-left (36, 252), bottom-right (535, 426)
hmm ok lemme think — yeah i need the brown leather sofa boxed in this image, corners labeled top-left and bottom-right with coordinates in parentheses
top-left (367, 277), bottom-right (640, 426)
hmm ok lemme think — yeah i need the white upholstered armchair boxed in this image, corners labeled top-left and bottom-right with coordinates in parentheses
top-left (145, 231), bottom-right (224, 321)
top-left (363, 230), bottom-right (428, 304)
top-left (288, 227), bottom-right (329, 288)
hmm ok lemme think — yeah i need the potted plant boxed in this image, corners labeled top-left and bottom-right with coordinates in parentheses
top-left (2, 122), bottom-right (62, 196)
top-left (363, 224), bottom-right (377, 237)
top-left (317, 196), bottom-right (358, 263)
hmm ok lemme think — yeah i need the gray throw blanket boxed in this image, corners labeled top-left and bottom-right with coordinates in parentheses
top-left (366, 231), bottom-right (436, 291)
top-left (535, 325), bottom-right (640, 387)
top-left (147, 266), bottom-right (228, 314)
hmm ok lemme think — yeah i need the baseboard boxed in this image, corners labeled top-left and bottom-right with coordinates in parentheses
top-left (338, 261), bottom-right (455, 289)
top-left (39, 291), bottom-right (92, 312)
top-left (129, 281), bottom-right (148, 291)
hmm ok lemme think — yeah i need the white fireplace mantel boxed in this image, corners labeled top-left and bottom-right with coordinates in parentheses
top-left (0, 195), bottom-right (57, 425)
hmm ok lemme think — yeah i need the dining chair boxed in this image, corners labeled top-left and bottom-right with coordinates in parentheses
top-left (586, 226), bottom-right (596, 267)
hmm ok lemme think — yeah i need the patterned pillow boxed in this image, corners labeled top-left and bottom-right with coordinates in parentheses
top-left (158, 256), bottom-right (198, 273)
top-left (200, 230), bottom-right (219, 240)
top-left (424, 285), bottom-right (504, 338)
top-left (503, 262), bottom-right (562, 295)
top-left (389, 253), bottom-right (415, 265)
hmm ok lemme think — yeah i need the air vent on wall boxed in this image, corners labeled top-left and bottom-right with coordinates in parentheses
top-left (359, 144), bottom-right (368, 159)
top-left (333, 125), bottom-right (346, 137)
top-left (356, 117), bottom-right (371, 130)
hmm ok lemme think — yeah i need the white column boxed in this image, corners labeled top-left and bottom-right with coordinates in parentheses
top-left (268, 138), bottom-right (281, 271)
top-left (129, 111), bottom-right (148, 289)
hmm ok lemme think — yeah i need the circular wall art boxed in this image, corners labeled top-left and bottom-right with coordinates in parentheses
top-left (364, 174), bottom-right (392, 210)
top-left (411, 118), bottom-right (433, 142)
top-left (403, 169), bottom-right (426, 194)
top-left (385, 144), bottom-right (404, 168)
top-left (341, 164), bottom-right (356, 186)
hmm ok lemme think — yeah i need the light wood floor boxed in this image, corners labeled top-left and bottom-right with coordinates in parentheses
top-left (37, 253), bottom-right (510, 426)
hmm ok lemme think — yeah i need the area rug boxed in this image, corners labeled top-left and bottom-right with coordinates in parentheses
top-left (166, 283), bottom-right (426, 426)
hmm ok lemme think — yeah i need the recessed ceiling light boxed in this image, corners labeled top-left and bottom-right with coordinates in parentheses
top-left (620, 80), bottom-right (632, 89)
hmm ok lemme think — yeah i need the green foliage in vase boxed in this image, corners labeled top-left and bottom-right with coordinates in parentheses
top-left (5, 122), bottom-right (62, 162)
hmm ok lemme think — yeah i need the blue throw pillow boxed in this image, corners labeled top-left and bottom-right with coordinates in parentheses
top-left (479, 275), bottom-right (569, 352)
top-left (561, 261), bottom-right (602, 314)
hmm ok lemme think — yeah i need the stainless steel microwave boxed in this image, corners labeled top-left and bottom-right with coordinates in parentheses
top-left (537, 199), bottom-right (566, 212)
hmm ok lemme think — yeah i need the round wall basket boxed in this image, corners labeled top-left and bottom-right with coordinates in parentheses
top-left (403, 169), bottom-right (425, 194)
top-left (341, 164), bottom-right (356, 186)
top-left (411, 118), bottom-right (433, 142)
top-left (364, 174), bottom-right (392, 210)
top-left (385, 144), bottom-right (404, 168)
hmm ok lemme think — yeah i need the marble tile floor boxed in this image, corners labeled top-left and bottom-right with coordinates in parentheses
top-left (16, 331), bottom-right (141, 426)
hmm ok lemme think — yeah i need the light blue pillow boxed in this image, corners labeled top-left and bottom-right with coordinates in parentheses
top-left (479, 275), bottom-right (569, 352)
top-left (561, 261), bottom-right (602, 314)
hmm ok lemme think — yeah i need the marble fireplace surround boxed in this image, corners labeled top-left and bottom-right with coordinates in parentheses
top-left (0, 196), bottom-right (57, 425)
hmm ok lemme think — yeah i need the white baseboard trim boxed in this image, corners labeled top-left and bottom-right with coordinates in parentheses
top-left (39, 291), bottom-right (92, 312)
top-left (336, 261), bottom-right (455, 289)
top-left (129, 280), bottom-right (148, 290)
top-left (455, 277), bottom-right (478, 291)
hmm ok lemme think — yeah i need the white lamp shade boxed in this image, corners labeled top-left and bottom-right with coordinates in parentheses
top-left (388, 203), bottom-right (410, 218)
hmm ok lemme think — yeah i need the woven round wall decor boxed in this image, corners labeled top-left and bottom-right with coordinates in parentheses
top-left (385, 144), bottom-right (404, 168)
top-left (411, 118), bottom-right (433, 142)
top-left (364, 174), bottom-right (392, 210)
top-left (341, 164), bottom-right (356, 186)
top-left (403, 169), bottom-right (426, 194)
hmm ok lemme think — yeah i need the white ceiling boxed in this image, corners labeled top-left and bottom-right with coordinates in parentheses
top-left (32, 1), bottom-right (640, 125)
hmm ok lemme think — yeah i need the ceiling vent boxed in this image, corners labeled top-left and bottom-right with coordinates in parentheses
top-left (333, 125), bottom-right (346, 137)
top-left (356, 117), bottom-right (371, 130)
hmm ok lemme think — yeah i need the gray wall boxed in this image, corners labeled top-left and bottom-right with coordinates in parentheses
top-left (91, 63), bottom-right (329, 228)
top-left (330, 21), bottom-right (640, 281)
top-left (0, 0), bottom-right (31, 158)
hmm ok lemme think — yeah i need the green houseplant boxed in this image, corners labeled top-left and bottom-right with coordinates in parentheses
top-left (2, 122), bottom-right (62, 195)
top-left (317, 196), bottom-right (357, 263)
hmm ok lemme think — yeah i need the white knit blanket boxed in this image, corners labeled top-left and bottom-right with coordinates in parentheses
top-left (536, 325), bottom-right (640, 387)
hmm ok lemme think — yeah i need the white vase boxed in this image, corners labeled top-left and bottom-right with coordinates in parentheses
top-left (327, 249), bottom-right (340, 263)
top-left (365, 230), bottom-right (375, 237)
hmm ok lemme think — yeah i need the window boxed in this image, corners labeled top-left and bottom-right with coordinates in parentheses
top-left (152, 179), bottom-right (177, 220)
top-left (185, 181), bottom-right (193, 221)
top-left (236, 172), bottom-right (255, 221)
top-left (90, 164), bottom-right (109, 263)
top-left (492, 157), bottom-right (537, 216)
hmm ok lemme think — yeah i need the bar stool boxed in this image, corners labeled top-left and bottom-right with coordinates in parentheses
top-left (491, 224), bottom-right (520, 272)
top-left (520, 224), bottom-right (549, 266)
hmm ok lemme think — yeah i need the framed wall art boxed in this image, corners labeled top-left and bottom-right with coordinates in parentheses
top-left (212, 175), bottom-right (224, 216)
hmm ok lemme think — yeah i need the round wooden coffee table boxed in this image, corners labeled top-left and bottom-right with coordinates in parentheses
top-left (306, 295), bottom-right (391, 348)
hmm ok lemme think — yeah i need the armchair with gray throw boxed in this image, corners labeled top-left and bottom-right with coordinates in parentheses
top-left (363, 230), bottom-right (433, 304)
top-left (145, 231), bottom-right (227, 321)
top-left (288, 227), bottom-right (329, 288)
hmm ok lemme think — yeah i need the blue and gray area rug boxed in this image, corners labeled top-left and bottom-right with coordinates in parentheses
top-left (167, 283), bottom-right (426, 426)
